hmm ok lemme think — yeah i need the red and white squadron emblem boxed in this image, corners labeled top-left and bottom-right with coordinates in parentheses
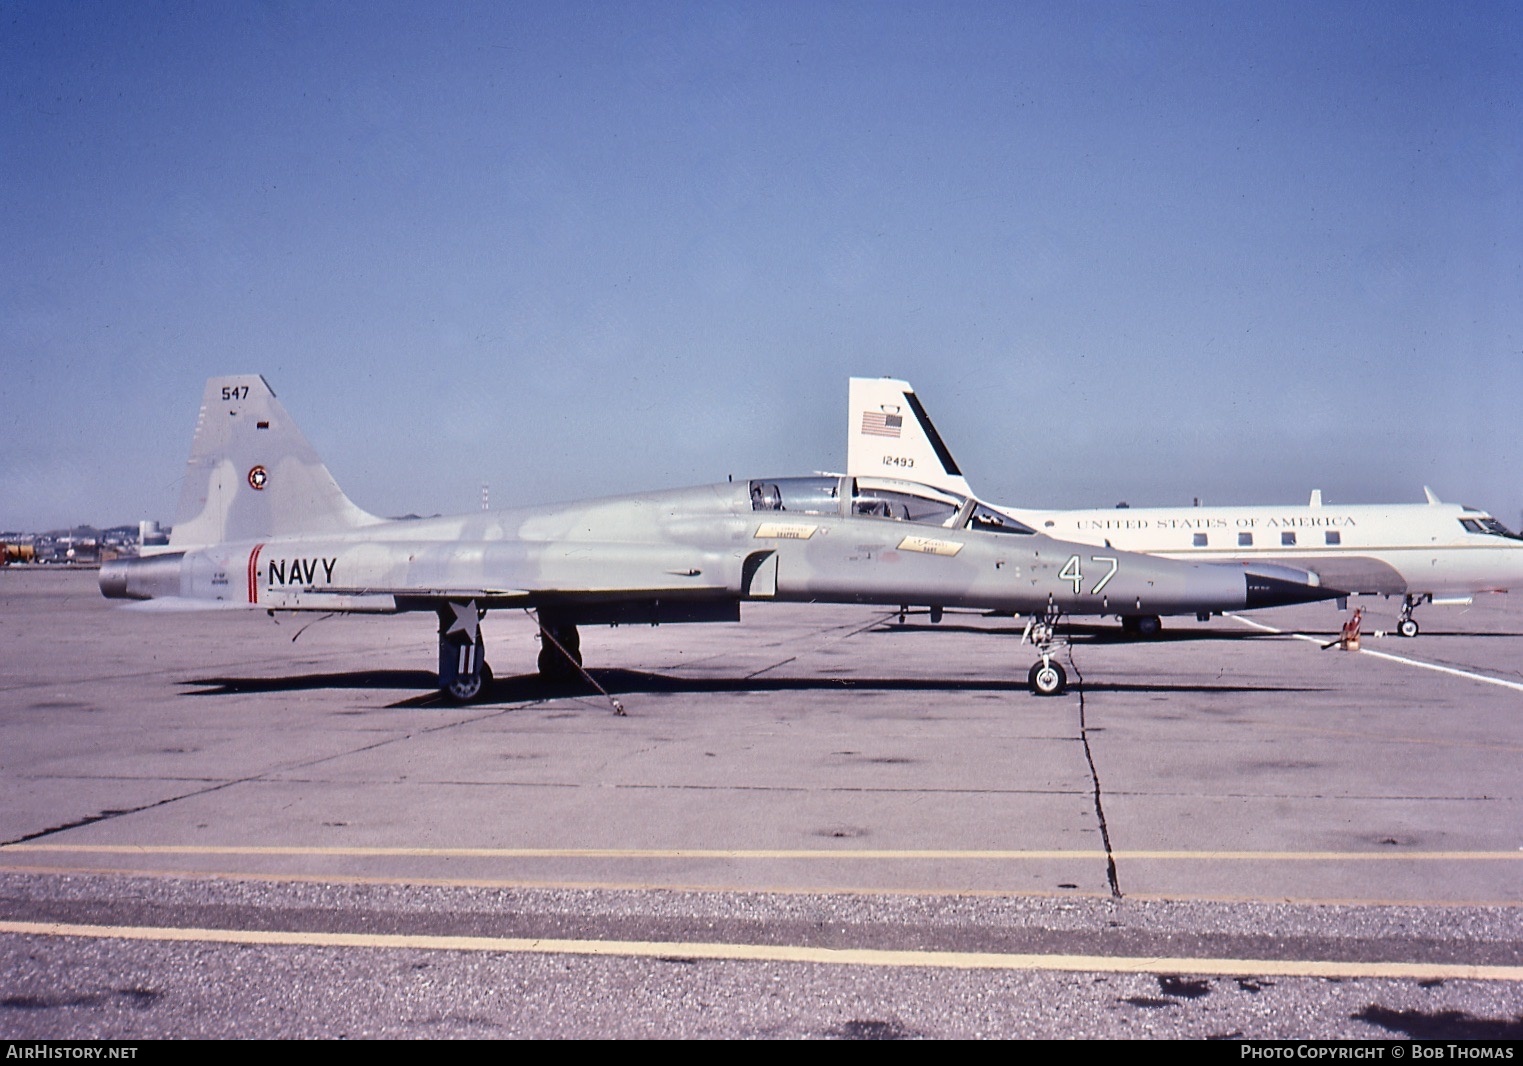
top-left (247, 465), bottom-right (268, 491)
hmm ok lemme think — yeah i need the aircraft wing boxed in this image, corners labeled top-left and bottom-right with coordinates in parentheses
top-left (316, 580), bottom-right (731, 606)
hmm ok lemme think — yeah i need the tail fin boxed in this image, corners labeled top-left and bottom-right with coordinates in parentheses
top-left (846, 377), bottom-right (974, 497)
top-left (167, 375), bottom-right (380, 551)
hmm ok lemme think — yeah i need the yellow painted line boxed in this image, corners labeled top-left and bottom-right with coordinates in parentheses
top-left (4, 844), bottom-right (1521, 861)
top-left (3, 919), bottom-right (1520, 983)
top-left (1230, 614), bottom-right (1523, 693)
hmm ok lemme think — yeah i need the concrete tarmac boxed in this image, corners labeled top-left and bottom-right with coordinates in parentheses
top-left (1, 567), bottom-right (1520, 1039)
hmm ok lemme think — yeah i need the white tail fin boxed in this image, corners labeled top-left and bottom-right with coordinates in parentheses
top-left (167, 376), bottom-right (380, 550)
top-left (846, 377), bottom-right (974, 497)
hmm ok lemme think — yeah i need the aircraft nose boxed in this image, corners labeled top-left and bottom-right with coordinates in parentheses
top-left (1244, 572), bottom-right (1344, 609)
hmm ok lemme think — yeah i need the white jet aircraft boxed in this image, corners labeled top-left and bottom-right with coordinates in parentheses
top-left (848, 376), bottom-right (1523, 637)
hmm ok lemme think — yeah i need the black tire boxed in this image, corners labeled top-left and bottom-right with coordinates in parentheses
top-left (1028, 661), bottom-right (1067, 697)
top-left (1397, 618), bottom-right (1419, 638)
top-left (444, 670), bottom-right (483, 704)
top-left (1136, 615), bottom-right (1162, 638)
top-left (538, 627), bottom-right (583, 681)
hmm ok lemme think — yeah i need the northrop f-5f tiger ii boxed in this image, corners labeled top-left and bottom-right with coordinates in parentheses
top-left (100, 376), bottom-right (1337, 699)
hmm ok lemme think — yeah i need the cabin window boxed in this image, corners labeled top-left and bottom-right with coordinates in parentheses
top-left (1281, 532), bottom-right (1296, 547)
top-left (1237, 532), bottom-right (1253, 547)
top-left (1192, 533), bottom-right (1208, 547)
top-left (1459, 517), bottom-right (1522, 539)
top-left (1325, 531), bottom-right (1341, 546)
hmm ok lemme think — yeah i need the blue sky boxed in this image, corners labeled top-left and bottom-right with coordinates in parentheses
top-left (4, 0), bottom-right (1520, 531)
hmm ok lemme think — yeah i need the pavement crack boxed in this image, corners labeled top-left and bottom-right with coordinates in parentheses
top-left (1, 709), bottom-right (520, 849)
top-left (2, 777), bottom-right (254, 846)
top-left (1068, 649), bottom-right (1122, 899)
top-left (744, 657), bottom-right (796, 679)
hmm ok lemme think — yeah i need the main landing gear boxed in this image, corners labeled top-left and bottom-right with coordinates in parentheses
top-left (1120, 614), bottom-right (1162, 638)
top-left (431, 606), bottom-right (617, 713)
top-left (438, 600), bottom-right (490, 703)
top-left (1396, 595), bottom-right (1423, 638)
top-left (537, 620), bottom-right (583, 681)
top-left (1022, 611), bottom-right (1069, 696)
top-left (535, 616), bottom-right (624, 716)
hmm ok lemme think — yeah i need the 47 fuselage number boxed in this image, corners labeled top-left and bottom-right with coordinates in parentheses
top-left (1059, 554), bottom-right (1119, 595)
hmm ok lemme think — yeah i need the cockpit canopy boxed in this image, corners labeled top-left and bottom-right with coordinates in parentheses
top-left (1459, 513), bottom-right (1523, 540)
top-left (749, 476), bottom-right (1035, 535)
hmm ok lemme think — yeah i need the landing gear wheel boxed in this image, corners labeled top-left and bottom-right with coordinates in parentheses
top-left (537, 623), bottom-right (583, 682)
top-left (1123, 615), bottom-right (1162, 638)
top-left (437, 600), bottom-right (488, 704)
top-left (1397, 618), bottom-right (1419, 638)
top-left (445, 670), bottom-right (483, 704)
top-left (1028, 660), bottom-right (1068, 697)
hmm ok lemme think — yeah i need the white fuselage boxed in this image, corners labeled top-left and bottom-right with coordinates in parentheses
top-left (998, 500), bottom-right (1523, 599)
top-left (843, 376), bottom-right (1523, 610)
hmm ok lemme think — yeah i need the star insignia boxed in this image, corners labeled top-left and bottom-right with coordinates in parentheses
top-left (446, 600), bottom-right (479, 643)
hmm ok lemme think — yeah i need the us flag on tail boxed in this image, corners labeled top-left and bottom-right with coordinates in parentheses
top-left (860, 410), bottom-right (903, 438)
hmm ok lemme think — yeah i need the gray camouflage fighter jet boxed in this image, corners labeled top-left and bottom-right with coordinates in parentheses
top-left (101, 376), bottom-right (1338, 699)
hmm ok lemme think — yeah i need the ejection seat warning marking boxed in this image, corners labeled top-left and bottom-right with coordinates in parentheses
top-left (755, 523), bottom-right (817, 540)
top-left (898, 536), bottom-right (963, 557)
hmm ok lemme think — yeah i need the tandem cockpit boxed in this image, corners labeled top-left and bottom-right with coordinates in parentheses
top-left (748, 476), bottom-right (1036, 537)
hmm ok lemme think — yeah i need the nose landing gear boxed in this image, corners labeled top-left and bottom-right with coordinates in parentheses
top-left (1028, 659), bottom-right (1068, 696)
top-left (1022, 611), bottom-right (1069, 696)
top-left (1396, 595), bottom-right (1424, 638)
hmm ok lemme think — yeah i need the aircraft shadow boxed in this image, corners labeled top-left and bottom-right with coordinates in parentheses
top-left (183, 670), bottom-right (440, 698)
top-left (478, 670), bottom-right (1328, 702)
top-left (181, 668), bottom-right (1327, 707)
top-left (876, 621), bottom-right (1279, 644)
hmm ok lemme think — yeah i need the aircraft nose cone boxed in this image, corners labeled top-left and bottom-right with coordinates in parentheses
top-left (1244, 572), bottom-right (1344, 609)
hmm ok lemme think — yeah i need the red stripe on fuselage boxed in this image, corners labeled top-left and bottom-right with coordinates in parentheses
top-left (248, 544), bottom-right (264, 604)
